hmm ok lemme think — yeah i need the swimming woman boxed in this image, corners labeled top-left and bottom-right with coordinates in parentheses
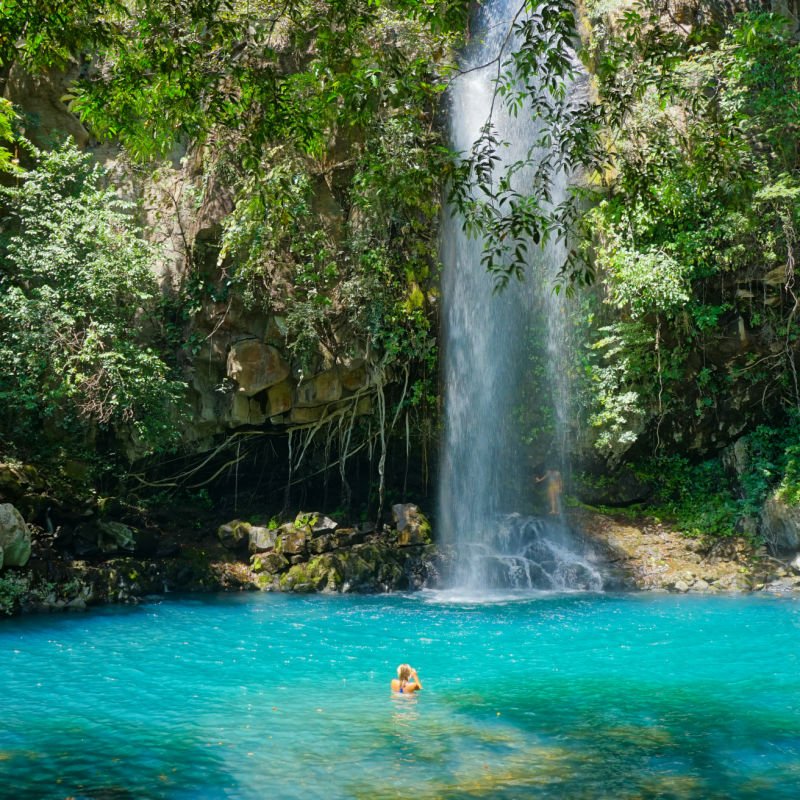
top-left (391, 663), bottom-right (422, 694)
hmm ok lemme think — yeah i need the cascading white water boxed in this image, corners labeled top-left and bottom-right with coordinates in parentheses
top-left (438, 0), bottom-right (604, 592)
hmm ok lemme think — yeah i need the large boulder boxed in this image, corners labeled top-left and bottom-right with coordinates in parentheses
top-left (228, 394), bottom-right (268, 426)
top-left (251, 551), bottom-right (289, 574)
top-left (227, 339), bottom-right (289, 396)
top-left (0, 503), bottom-right (31, 568)
top-left (761, 493), bottom-right (800, 553)
top-left (267, 380), bottom-right (294, 416)
top-left (340, 360), bottom-right (367, 392)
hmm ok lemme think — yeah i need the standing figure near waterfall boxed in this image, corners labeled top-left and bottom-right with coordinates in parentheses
top-left (536, 468), bottom-right (562, 515)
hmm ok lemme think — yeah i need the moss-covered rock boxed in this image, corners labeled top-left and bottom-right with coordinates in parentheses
top-left (251, 551), bottom-right (288, 574)
top-left (392, 504), bottom-right (432, 546)
top-left (217, 519), bottom-right (251, 550)
top-left (0, 503), bottom-right (31, 568)
top-left (275, 523), bottom-right (308, 556)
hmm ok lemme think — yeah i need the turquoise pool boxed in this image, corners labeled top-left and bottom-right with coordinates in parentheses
top-left (2, 591), bottom-right (799, 798)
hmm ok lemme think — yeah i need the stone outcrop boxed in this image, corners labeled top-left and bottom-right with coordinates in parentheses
top-left (215, 510), bottom-right (436, 595)
top-left (226, 339), bottom-right (290, 396)
top-left (760, 492), bottom-right (800, 553)
top-left (0, 503), bottom-right (31, 569)
top-left (295, 369), bottom-right (342, 407)
top-left (245, 507), bottom-right (436, 593)
top-left (575, 508), bottom-right (800, 593)
top-left (4, 66), bottom-right (90, 148)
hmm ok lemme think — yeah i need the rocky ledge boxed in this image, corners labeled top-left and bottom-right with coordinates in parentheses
top-left (575, 509), bottom-right (800, 594)
top-left (216, 504), bottom-right (439, 593)
top-left (0, 502), bottom-right (442, 615)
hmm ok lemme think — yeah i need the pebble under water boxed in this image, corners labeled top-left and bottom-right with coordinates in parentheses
top-left (2, 591), bottom-right (799, 799)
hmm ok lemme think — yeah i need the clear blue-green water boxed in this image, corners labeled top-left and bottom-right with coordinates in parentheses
top-left (2, 591), bottom-right (800, 799)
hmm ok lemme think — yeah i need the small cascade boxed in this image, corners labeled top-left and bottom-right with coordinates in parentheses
top-left (463, 514), bottom-right (605, 592)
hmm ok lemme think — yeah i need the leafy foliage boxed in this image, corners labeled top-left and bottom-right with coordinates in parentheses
top-left (0, 144), bottom-right (186, 469)
top-left (572, 4), bottom-right (800, 460)
top-left (0, 0), bottom-right (463, 494)
top-left (448, 0), bottom-right (600, 289)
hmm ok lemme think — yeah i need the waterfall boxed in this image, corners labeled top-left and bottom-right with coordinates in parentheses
top-left (437, 0), bottom-right (604, 593)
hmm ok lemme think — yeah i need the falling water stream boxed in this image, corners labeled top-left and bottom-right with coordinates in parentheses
top-left (438, 0), bottom-right (604, 592)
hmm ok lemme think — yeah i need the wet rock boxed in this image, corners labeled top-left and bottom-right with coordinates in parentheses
top-left (279, 558), bottom-right (334, 592)
top-left (763, 576), bottom-right (800, 594)
top-left (0, 503), bottom-right (31, 568)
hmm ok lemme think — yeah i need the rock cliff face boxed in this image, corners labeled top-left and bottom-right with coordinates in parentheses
top-left (4, 66), bottom-right (419, 479)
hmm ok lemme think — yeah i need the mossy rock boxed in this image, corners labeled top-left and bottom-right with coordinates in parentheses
top-left (217, 519), bottom-right (251, 550)
top-left (279, 556), bottom-right (332, 592)
top-left (392, 504), bottom-right (432, 546)
top-left (275, 523), bottom-right (308, 555)
top-left (251, 552), bottom-right (288, 574)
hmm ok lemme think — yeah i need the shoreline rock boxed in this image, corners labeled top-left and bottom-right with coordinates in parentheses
top-left (1, 504), bottom-right (442, 615)
top-left (572, 508), bottom-right (800, 594)
top-left (6, 503), bottom-right (800, 617)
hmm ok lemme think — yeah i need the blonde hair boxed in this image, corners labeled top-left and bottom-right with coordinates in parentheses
top-left (397, 664), bottom-right (412, 682)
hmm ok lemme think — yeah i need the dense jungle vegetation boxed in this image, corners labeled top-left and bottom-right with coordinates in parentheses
top-left (1, 0), bottom-right (800, 540)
